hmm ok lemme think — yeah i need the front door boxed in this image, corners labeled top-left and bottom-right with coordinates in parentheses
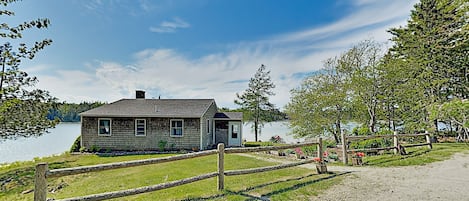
top-left (228, 122), bottom-right (241, 146)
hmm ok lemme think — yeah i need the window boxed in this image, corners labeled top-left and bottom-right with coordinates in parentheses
top-left (135, 119), bottom-right (146, 136)
top-left (170, 119), bottom-right (184, 137)
top-left (207, 119), bottom-right (210, 134)
top-left (231, 124), bottom-right (239, 138)
top-left (98, 118), bottom-right (111, 136)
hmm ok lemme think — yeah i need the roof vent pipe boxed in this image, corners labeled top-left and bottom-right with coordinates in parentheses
top-left (136, 90), bottom-right (145, 99)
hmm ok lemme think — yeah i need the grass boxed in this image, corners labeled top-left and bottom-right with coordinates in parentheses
top-left (3, 143), bottom-right (466, 200)
top-left (361, 143), bottom-right (469, 167)
top-left (0, 152), bottom-right (345, 201)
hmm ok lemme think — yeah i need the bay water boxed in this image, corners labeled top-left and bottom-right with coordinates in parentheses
top-left (0, 121), bottom-right (297, 164)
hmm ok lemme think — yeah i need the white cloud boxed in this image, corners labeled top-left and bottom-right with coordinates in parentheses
top-left (38, 0), bottom-right (418, 108)
top-left (149, 17), bottom-right (190, 33)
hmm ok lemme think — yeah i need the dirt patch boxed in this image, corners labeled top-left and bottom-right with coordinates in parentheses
top-left (312, 153), bottom-right (469, 201)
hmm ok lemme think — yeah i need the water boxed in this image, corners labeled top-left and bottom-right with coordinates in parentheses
top-left (0, 121), bottom-right (297, 164)
top-left (242, 121), bottom-right (302, 143)
top-left (0, 123), bottom-right (81, 164)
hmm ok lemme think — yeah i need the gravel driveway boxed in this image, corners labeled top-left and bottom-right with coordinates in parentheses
top-left (312, 153), bottom-right (469, 201)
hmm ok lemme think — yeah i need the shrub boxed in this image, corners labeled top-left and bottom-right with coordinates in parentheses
top-left (323, 139), bottom-right (337, 148)
top-left (302, 146), bottom-right (317, 156)
top-left (69, 135), bottom-right (81, 153)
top-left (158, 140), bottom-right (167, 152)
top-left (90, 145), bottom-right (100, 152)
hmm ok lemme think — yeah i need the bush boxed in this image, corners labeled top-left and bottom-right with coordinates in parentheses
top-left (301, 146), bottom-right (317, 157)
top-left (350, 138), bottom-right (392, 149)
top-left (158, 140), bottom-right (167, 152)
top-left (69, 135), bottom-right (81, 152)
top-left (352, 125), bottom-right (372, 136)
top-left (323, 139), bottom-right (337, 148)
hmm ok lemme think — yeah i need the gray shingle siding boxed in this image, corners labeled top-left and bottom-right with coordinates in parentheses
top-left (81, 117), bottom-right (201, 151)
top-left (80, 98), bottom-right (242, 151)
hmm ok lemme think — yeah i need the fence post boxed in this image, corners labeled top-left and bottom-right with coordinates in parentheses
top-left (317, 137), bottom-right (323, 162)
top-left (341, 130), bottom-right (348, 165)
top-left (34, 163), bottom-right (48, 201)
top-left (217, 143), bottom-right (225, 191)
top-left (425, 131), bottom-right (432, 149)
top-left (316, 137), bottom-right (327, 173)
top-left (393, 131), bottom-right (398, 155)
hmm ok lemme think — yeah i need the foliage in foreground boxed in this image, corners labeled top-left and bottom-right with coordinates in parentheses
top-left (0, 153), bottom-right (344, 201)
top-left (0, 0), bottom-right (57, 139)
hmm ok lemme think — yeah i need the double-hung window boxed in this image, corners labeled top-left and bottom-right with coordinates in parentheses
top-left (170, 119), bottom-right (183, 137)
top-left (98, 118), bottom-right (111, 136)
top-left (135, 119), bottom-right (146, 136)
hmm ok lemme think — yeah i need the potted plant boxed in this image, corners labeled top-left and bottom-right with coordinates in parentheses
top-left (314, 157), bottom-right (327, 173)
top-left (352, 152), bottom-right (365, 166)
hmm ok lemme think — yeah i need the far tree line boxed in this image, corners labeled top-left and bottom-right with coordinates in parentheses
top-left (47, 102), bottom-right (105, 122)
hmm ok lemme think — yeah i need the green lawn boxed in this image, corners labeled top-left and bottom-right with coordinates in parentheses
top-left (360, 143), bottom-right (469, 167)
top-left (3, 143), bottom-right (466, 201)
top-left (0, 152), bottom-right (344, 201)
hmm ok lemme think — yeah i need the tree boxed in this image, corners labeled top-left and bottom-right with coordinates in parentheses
top-left (387, 0), bottom-right (468, 131)
top-left (430, 99), bottom-right (469, 141)
top-left (337, 40), bottom-right (383, 133)
top-left (0, 0), bottom-right (57, 139)
top-left (286, 58), bottom-right (351, 144)
top-left (235, 64), bottom-right (276, 142)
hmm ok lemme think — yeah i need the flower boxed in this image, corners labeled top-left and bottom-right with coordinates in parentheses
top-left (355, 152), bottom-right (365, 158)
top-left (313, 157), bottom-right (321, 162)
top-left (294, 147), bottom-right (303, 155)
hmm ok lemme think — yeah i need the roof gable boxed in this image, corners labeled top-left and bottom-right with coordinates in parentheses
top-left (80, 99), bottom-right (215, 118)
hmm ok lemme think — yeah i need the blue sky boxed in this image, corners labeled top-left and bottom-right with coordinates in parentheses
top-left (5, 0), bottom-right (417, 108)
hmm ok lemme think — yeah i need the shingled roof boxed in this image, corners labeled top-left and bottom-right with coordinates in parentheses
top-left (80, 99), bottom-right (216, 118)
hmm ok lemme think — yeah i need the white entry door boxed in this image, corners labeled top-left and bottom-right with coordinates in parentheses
top-left (228, 122), bottom-right (241, 147)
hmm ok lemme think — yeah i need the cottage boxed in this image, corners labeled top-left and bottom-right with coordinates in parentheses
top-left (80, 91), bottom-right (243, 151)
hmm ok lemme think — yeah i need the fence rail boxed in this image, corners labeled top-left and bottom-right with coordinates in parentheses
top-left (34, 139), bottom-right (325, 201)
top-left (340, 131), bottom-right (432, 165)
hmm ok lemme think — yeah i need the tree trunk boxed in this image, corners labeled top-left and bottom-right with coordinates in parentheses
top-left (0, 61), bottom-right (5, 100)
top-left (332, 131), bottom-right (339, 144)
top-left (254, 121), bottom-right (258, 142)
top-left (335, 120), bottom-right (341, 144)
top-left (368, 109), bottom-right (376, 133)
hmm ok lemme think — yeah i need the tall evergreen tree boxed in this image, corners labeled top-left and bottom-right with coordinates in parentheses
top-left (235, 64), bottom-right (276, 142)
top-left (0, 0), bottom-right (57, 139)
top-left (387, 0), bottom-right (468, 131)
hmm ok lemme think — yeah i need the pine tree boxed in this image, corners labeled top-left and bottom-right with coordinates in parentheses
top-left (235, 64), bottom-right (275, 142)
top-left (387, 0), bottom-right (468, 131)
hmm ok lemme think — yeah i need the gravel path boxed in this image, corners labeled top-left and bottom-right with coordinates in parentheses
top-left (311, 153), bottom-right (469, 201)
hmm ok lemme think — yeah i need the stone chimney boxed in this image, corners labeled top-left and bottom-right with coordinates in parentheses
top-left (136, 90), bottom-right (145, 99)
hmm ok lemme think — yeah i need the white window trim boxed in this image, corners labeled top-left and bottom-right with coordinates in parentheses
top-left (135, 119), bottom-right (146, 136)
top-left (170, 119), bottom-right (184, 137)
top-left (207, 119), bottom-right (210, 134)
top-left (98, 118), bottom-right (112, 136)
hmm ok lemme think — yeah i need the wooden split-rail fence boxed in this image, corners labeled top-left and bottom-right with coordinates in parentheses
top-left (340, 131), bottom-right (432, 165)
top-left (34, 138), bottom-right (326, 201)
